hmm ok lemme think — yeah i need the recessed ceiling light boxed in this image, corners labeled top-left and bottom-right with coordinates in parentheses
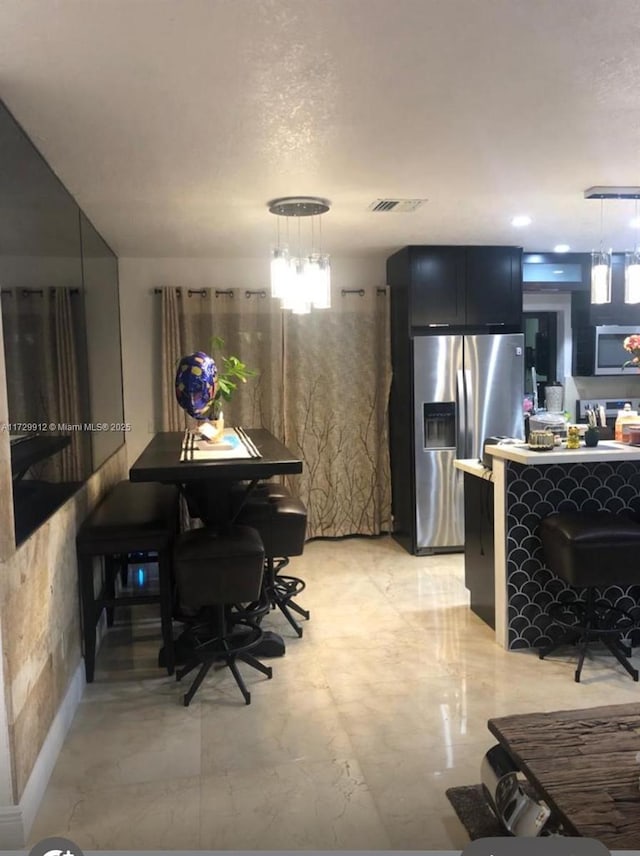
top-left (511, 215), bottom-right (531, 227)
top-left (630, 217), bottom-right (640, 229)
top-left (554, 244), bottom-right (570, 253)
top-left (553, 270), bottom-right (564, 275)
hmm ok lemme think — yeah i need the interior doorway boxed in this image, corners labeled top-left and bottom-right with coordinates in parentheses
top-left (523, 312), bottom-right (558, 406)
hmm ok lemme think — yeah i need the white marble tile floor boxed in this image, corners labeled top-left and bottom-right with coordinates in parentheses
top-left (28, 536), bottom-right (640, 849)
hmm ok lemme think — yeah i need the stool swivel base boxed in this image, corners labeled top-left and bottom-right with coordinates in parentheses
top-left (176, 605), bottom-right (273, 706)
top-left (539, 589), bottom-right (639, 683)
top-left (266, 557), bottom-right (310, 638)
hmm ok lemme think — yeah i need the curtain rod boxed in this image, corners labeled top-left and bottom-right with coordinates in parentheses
top-left (1, 287), bottom-right (81, 296)
top-left (152, 286), bottom-right (385, 298)
top-left (341, 288), bottom-right (388, 297)
top-left (152, 287), bottom-right (239, 298)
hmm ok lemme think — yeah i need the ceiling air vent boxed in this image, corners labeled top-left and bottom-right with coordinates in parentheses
top-left (369, 198), bottom-right (427, 213)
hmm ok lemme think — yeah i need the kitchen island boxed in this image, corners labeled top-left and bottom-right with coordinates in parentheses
top-left (454, 442), bottom-right (640, 650)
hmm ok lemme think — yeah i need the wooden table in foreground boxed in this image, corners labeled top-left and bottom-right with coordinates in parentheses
top-left (488, 703), bottom-right (640, 847)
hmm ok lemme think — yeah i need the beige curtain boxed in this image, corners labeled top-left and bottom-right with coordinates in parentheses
top-left (159, 285), bottom-right (391, 538)
top-left (282, 288), bottom-right (391, 537)
top-left (1, 287), bottom-right (87, 482)
top-left (159, 287), bottom-right (283, 435)
top-left (160, 288), bottom-right (184, 431)
top-left (52, 288), bottom-right (85, 481)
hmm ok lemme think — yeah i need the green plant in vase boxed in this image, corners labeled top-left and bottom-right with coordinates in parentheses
top-left (584, 425), bottom-right (599, 447)
top-left (208, 335), bottom-right (257, 427)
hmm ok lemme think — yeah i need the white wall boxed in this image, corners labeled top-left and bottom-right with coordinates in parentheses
top-left (119, 256), bottom-right (386, 466)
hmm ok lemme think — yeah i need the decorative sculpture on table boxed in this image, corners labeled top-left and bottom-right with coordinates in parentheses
top-left (175, 340), bottom-right (256, 442)
top-left (175, 351), bottom-right (218, 417)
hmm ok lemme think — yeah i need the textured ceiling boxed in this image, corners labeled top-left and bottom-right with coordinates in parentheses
top-left (0, 0), bottom-right (639, 258)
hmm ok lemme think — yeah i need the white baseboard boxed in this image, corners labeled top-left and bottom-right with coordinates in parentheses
top-left (0, 660), bottom-right (85, 847)
top-left (0, 803), bottom-right (23, 848)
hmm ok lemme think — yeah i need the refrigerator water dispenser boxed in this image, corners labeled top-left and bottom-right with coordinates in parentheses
top-left (423, 402), bottom-right (456, 449)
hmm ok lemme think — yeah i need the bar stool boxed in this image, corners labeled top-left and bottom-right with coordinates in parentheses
top-left (173, 524), bottom-right (272, 706)
top-left (76, 481), bottom-right (179, 682)
top-left (236, 491), bottom-right (309, 637)
top-left (539, 511), bottom-right (640, 682)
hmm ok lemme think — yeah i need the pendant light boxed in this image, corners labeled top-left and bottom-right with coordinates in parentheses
top-left (625, 199), bottom-right (640, 303)
top-left (591, 198), bottom-right (611, 305)
top-left (268, 197), bottom-right (331, 314)
top-left (585, 187), bottom-right (640, 304)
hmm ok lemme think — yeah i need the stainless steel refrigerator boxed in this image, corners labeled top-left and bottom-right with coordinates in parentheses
top-left (412, 333), bottom-right (524, 552)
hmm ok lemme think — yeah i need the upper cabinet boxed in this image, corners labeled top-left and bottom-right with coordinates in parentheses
top-left (465, 247), bottom-right (522, 327)
top-left (405, 246), bottom-right (466, 327)
top-left (523, 252), bottom-right (591, 292)
top-left (387, 245), bottom-right (523, 334)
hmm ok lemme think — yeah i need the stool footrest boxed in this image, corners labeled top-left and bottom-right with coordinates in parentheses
top-left (273, 574), bottom-right (306, 599)
top-left (177, 619), bottom-right (272, 705)
top-left (549, 599), bottom-right (635, 635)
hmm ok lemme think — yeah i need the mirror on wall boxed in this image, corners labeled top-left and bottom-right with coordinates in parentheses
top-left (80, 211), bottom-right (125, 469)
top-left (0, 99), bottom-right (124, 545)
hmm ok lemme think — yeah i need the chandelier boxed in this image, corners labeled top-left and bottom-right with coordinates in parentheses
top-left (268, 196), bottom-right (331, 314)
top-left (585, 186), bottom-right (640, 304)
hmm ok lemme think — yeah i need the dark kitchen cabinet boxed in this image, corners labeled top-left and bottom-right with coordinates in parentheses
top-left (387, 245), bottom-right (522, 334)
top-left (466, 246), bottom-right (522, 327)
top-left (463, 472), bottom-right (495, 629)
top-left (408, 246), bottom-right (466, 327)
top-left (523, 252), bottom-right (592, 293)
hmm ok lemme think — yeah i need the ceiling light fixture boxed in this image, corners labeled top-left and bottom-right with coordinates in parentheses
top-left (626, 199), bottom-right (640, 304)
top-left (511, 215), bottom-right (531, 227)
top-left (584, 186), bottom-right (640, 199)
top-left (554, 244), bottom-right (570, 253)
top-left (590, 197), bottom-right (612, 304)
top-left (268, 196), bottom-right (331, 315)
top-left (585, 186), bottom-right (640, 305)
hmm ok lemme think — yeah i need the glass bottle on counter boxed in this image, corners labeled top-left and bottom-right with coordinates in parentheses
top-left (615, 402), bottom-right (638, 442)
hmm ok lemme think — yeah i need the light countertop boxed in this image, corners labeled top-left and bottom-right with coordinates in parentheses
top-left (453, 458), bottom-right (494, 480)
top-left (486, 440), bottom-right (640, 465)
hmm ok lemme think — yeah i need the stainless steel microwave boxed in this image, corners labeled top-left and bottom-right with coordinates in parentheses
top-left (594, 326), bottom-right (640, 375)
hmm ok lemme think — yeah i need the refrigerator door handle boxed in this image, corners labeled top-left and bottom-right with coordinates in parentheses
top-left (465, 368), bottom-right (473, 457)
top-left (456, 368), bottom-right (466, 458)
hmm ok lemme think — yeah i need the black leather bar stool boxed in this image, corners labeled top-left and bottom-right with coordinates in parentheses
top-left (539, 511), bottom-right (640, 682)
top-left (173, 524), bottom-right (272, 706)
top-left (76, 481), bottom-right (179, 682)
top-left (229, 480), bottom-right (291, 514)
top-left (236, 491), bottom-right (309, 637)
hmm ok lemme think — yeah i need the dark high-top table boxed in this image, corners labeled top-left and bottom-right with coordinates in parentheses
top-left (129, 428), bottom-right (303, 658)
top-left (129, 428), bottom-right (302, 485)
top-left (130, 428), bottom-right (302, 524)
